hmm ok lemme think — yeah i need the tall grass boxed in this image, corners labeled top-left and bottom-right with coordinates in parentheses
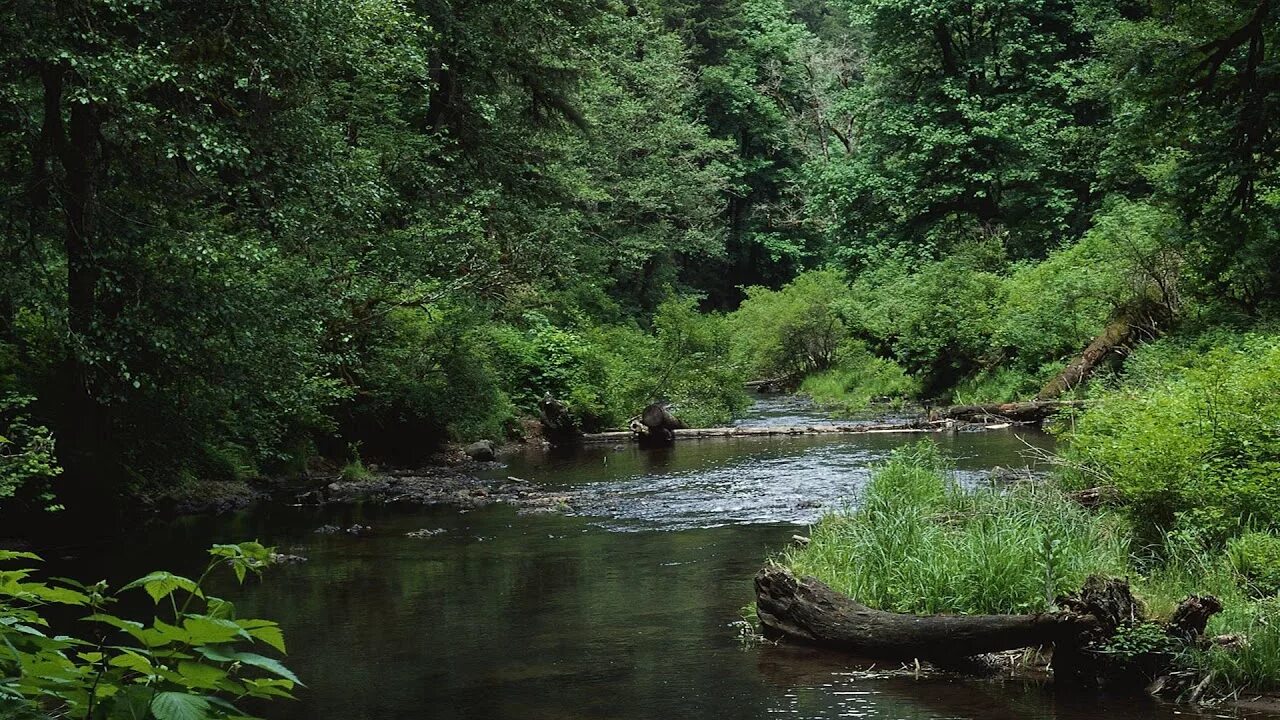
top-left (782, 442), bottom-right (1130, 615)
top-left (1132, 538), bottom-right (1280, 696)
top-left (798, 349), bottom-right (918, 412)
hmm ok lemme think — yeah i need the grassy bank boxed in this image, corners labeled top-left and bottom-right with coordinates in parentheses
top-left (779, 442), bottom-right (1280, 698)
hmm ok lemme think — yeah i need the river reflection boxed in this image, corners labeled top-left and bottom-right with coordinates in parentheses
top-left (79, 396), bottom-right (1274, 719)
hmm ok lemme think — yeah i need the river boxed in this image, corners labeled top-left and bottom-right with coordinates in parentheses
top-left (78, 396), bottom-right (1272, 719)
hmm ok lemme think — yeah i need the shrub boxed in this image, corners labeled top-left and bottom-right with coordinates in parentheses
top-left (798, 341), bottom-right (917, 410)
top-left (729, 269), bottom-right (851, 380)
top-left (0, 394), bottom-right (60, 511)
top-left (348, 306), bottom-right (514, 456)
top-left (845, 254), bottom-right (1006, 397)
top-left (0, 542), bottom-right (297, 719)
top-left (1062, 333), bottom-right (1280, 545)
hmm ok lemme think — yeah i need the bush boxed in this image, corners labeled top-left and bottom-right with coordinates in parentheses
top-left (348, 306), bottom-right (513, 457)
top-left (0, 542), bottom-right (297, 719)
top-left (994, 199), bottom-right (1182, 368)
top-left (844, 253), bottom-right (1006, 397)
top-left (798, 341), bottom-right (917, 410)
top-left (1062, 332), bottom-right (1280, 545)
top-left (488, 299), bottom-right (748, 431)
top-left (781, 442), bottom-right (1129, 615)
top-left (729, 269), bottom-right (850, 380)
top-left (0, 394), bottom-right (60, 511)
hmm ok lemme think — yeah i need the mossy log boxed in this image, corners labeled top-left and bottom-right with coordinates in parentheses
top-left (754, 568), bottom-right (1098, 661)
top-left (1038, 300), bottom-right (1166, 401)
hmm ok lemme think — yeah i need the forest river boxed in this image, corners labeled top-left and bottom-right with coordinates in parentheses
top-left (70, 396), bottom-right (1276, 719)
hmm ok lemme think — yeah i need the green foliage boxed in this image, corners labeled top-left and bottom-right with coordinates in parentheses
top-left (817, 0), bottom-right (1098, 263)
top-left (1101, 622), bottom-right (1174, 660)
top-left (1228, 532), bottom-right (1280, 598)
top-left (0, 395), bottom-right (60, 510)
top-left (0, 542), bottom-right (296, 719)
top-left (798, 342), bottom-right (917, 410)
top-left (1130, 539), bottom-right (1280, 695)
top-left (1062, 333), bottom-right (1280, 545)
top-left (729, 269), bottom-right (851, 379)
top-left (782, 442), bottom-right (1129, 615)
top-left (843, 249), bottom-right (1007, 395)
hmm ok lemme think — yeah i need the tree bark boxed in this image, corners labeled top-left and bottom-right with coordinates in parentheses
top-left (1037, 314), bottom-right (1140, 401)
top-left (755, 568), bottom-right (1098, 661)
top-left (41, 61), bottom-right (108, 504)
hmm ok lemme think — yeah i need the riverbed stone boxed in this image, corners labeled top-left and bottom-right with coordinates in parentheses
top-left (464, 439), bottom-right (496, 461)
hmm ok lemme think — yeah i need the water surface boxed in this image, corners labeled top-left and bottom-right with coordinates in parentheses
top-left (85, 396), bottom-right (1273, 719)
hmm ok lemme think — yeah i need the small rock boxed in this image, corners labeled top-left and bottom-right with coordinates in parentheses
top-left (346, 524), bottom-right (373, 537)
top-left (270, 552), bottom-right (308, 564)
top-left (791, 535), bottom-right (811, 547)
top-left (314, 524), bottom-right (342, 535)
top-left (464, 440), bottom-right (496, 461)
top-left (405, 528), bottom-right (447, 539)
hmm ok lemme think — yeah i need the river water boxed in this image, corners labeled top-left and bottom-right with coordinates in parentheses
top-left (83, 396), bottom-right (1273, 719)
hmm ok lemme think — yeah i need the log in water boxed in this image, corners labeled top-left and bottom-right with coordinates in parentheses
top-left (581, 420), bottom-right (948, 443)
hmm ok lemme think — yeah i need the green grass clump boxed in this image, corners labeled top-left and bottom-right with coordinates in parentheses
top-left (1130, 539), bottom-right (1280, 696)
top-left (798, 346), bottom-right (918, 412)
top-left (783, 442), bottom-right (1129, 615)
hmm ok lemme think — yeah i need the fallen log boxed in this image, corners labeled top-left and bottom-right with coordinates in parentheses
top-left (745, 377), bottom-right (793, 393)
top-left (932, 400), bottom-right (1083, 424)
top-left (581, 421), bottom-right (946, 444)
top-left (1038, 300), bottom-right (1165, 401)
top-left (755, 567), bottom-right (1224, 688)
top-left (754, 568), bottom-right (1097, 661)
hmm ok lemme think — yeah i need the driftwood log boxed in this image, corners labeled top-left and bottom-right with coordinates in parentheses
top-left (582, 421), bottom-right (946, 444)
top-left (932, 400), bottom-right (1084, 424)
top-left (756, 567), bottom-right (1223, 687)
top-left (755, 568), bottom-right (1098, 661)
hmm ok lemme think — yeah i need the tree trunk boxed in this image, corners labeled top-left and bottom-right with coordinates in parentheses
top-left (1037, 312), bottom-right (1142, 401)
top-left (538, 394), bottom-right (581, 446)
top-left (630, 403), bottom-right (686, 446)
top-left (43, 63), bottom-right (108, 505)
top-left (755, 568), bottom-right (1098, 661)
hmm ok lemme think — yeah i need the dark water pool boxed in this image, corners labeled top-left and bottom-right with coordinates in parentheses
top-left (71, 396), bottom-right (1276, 719)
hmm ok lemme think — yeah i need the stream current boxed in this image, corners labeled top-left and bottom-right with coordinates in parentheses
top-left (78, 395), bottom-right (1277, 719)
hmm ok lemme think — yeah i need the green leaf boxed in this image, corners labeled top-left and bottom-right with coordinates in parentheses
top-left (232, 652), bottom-right (301, 685)
top-left (109, 649), bottom-right (155, 676)
top-left (176, 661), bottom-right (229, 690)
top-left (0, 551), bottom-right (41, 562)
top-left (183, 616), bottom-right (250, 645)
top-left (122, 572), bottom-right (203, 604)
top-left (17, 583), bottom-right (89, 605)
top-left (83, 614), bottom-right (151, 645)
top-left (150, 691), bottom-right (213, 720)
top-left (237, 620), bottom-right (286, 653)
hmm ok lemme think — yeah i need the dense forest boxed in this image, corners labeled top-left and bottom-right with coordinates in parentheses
top-left (4, 0), bottom-right (1280, 716)
top-left (2, 0), bottom-right (1278, 525)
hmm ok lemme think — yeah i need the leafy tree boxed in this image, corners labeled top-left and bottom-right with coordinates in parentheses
top-left (819, 0), bottom-right (1100, 264)
top-left (1085, 0), bottom-right (1280, 308)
